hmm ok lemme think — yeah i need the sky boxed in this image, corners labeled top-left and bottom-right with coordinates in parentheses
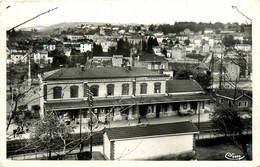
top-left (1, 0), bottom-right (256, 30)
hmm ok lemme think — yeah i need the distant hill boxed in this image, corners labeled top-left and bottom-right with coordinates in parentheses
top-left (18, 22), bottom-right (144, 32)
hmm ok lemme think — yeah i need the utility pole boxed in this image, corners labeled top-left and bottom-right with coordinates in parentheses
top-left (219, 52), bottom-right (223, 90)
top-left (86, 84), bottom-right (94, 159)
top-left (210, 51), bottom-right (214, 91)
top-left (79, 109), bottom-right (82, 152)
top-left (197, 102), bottom-right (201, 140)
top-left (28, 52), bottom-right (32, 87)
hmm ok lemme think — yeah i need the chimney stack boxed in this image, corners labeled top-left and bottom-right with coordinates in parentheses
top-left (80, 65), bottom-right (85, 71)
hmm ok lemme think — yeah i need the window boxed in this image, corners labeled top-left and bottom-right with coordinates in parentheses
top-left (90, 85), bottom-right (99, 97)
top-left (154, 82), bottom-right (161, 93)
top-left (220, 98), bottom-right (224, 104)
top-left (238, 101), bottom-right (248, 107)
top-left (140, 83), bottom-right (147, 94)
top-left (44, 85), bottom-right (47, 100)
top-left (228, 100), bottom-right (232, 107)
top-left (107, 84), bottom-right (114, 96)
top-left (53, 86), bottom-right (62, 99)
top-left (70, 86), bottom-right (79, 98)
top-left (122, 83), bottom-right (129, 95)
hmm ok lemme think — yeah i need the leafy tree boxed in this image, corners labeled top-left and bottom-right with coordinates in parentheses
top-left (222, 35), bottom-right (240, 47)
top-left (93, 42), bottom-right (104, 56)
top-left (211, 107), bottom-right (251, 160)
top-left (161, 48), bottom-right (167, 57)
top-left (184, 39), bottom-right (190, 46)
top-left (116, 38), bottom-right (131, 57)
top-left (194, 73), bottom-right (211, 90)
top-left (175, 69), bottom-right (193, 80)
top-left (149, 24), bottom-right (155, 31)
top-left (29, 110), bottom-right (75, 159)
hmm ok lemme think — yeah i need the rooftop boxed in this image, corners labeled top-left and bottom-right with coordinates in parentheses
top-left (105, 121), bottom-right (199, 141)
top-left (43, 67), bottom-right (168, 80)
top-left (44, 94), bottom-right (210, 111)
top-left (139, 54), bottom-right (168, 62)
top-left (166, 80), bottom-right (204, 93)
top-left (216, 89), bottom-right (252, 100)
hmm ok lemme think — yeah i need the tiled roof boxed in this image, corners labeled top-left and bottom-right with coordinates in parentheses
top-left (139, 54), bottom-right (168, 62)
top-left (44, 94), bottom-right (210, 111)
top-left (216, 89), bottom-right (252, 100)
top-left (105, 121), bottom-right (199, 141)
top-left (43, 67), bottom-right (168, 80)
top-left (167, 80), bottom-right (204, 93)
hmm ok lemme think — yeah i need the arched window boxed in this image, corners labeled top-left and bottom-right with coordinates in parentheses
top-left (154, 82), bottom-right (161, 93)
top-left (90, 85), bottom-right (99, 97)
top-left (53, 86), bottom-right (62, 99)
top-left (140, 83), bottom-right (147, 94)
top-left (70, 86), bottom-right (79, 98)
top-left (122, 83), bottom-right (129, 95)
top-left (107, 84), bottom-right (115, 96)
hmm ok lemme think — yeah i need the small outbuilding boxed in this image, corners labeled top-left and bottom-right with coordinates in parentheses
top-left (103, 121), bottom-right (199, 160)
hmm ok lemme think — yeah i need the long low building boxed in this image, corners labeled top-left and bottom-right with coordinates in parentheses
top-left (38, 66), bottom-right (210, 123)
top-left (103, 121), bottom-right (199, 160)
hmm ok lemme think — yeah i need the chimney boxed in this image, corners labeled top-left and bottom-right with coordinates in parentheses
top-left (189, 75), bottom-right (193, 80)
top-left (127, 65), bottom-right (131, 71)
top-left (80, 65), bottom-right (85, 71)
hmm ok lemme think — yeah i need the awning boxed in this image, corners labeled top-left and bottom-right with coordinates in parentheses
top-left (44, 94), bottom-right (211, 111)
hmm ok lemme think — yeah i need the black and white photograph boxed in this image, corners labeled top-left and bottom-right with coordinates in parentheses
top-left (0, 0), bottom-right (259, 166)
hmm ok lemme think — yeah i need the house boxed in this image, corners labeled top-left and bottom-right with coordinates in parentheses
top-left (33, 50), bottom-right (53, 64)
top-left (134, 54), bottom-right (169, 71)
top-left (43, 44), bottom-right (56, 52)
top-left (152, 46), bottom-right (162, 56)
top-left (80, 42), bottom-right (92, 53)
top-left (215, 89), bottom-right (252, 111)
top-left (204, 28), bottom-right (214, 34)
top-left (8, 52), bottom-right (28, 64)
top-left (171, 44), bottom-right (186, 60)
top-left (103, 121), bottom-right (199, 160)
top-left (38, 67), bottom-right (210, 123)
top-left (234, 44), bottom-right (252, 52)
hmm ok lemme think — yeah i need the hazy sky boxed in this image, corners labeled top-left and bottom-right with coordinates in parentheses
top-left (2, 0), bottom-right (256, 30)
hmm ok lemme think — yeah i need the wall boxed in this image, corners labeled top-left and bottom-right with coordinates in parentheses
top-left (103, 132), bottom-right (111, 160)
top-left (44, 78), bottom-right (166, 100)
top-left (112, 134), bottom-right (194, 160)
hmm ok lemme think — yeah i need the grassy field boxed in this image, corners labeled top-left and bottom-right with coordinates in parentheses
top-left (195, 143), bottom-right (252, 160)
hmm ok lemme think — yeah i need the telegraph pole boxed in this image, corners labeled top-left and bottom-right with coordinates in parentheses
top-left (219, 52), bottom-right (223, 90)
top-left (86, 84), bottom-right (94, 159)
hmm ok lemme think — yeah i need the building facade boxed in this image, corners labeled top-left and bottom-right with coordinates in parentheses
top-left (103, 121), bottom-right (199, 160)
top-left (38, 67), bottom-right (209, 124)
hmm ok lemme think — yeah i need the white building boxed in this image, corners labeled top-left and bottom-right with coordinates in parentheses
top-left (8, 52), bottom-right (28, 64)
top-left (43, 44), bottom-right (56, 52)
top-left (33, 50), bottom-right (53, 64)
top-left (103, 121), bottom-right (199, 160)
top-left (39, 67), bottom-right (209, 123)
top-left (80, 43), bottom-right (92, 53)
top-left (234, 44), bottom-right (252, 52)
top-left (204, 29), bottom-right (214, 34)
